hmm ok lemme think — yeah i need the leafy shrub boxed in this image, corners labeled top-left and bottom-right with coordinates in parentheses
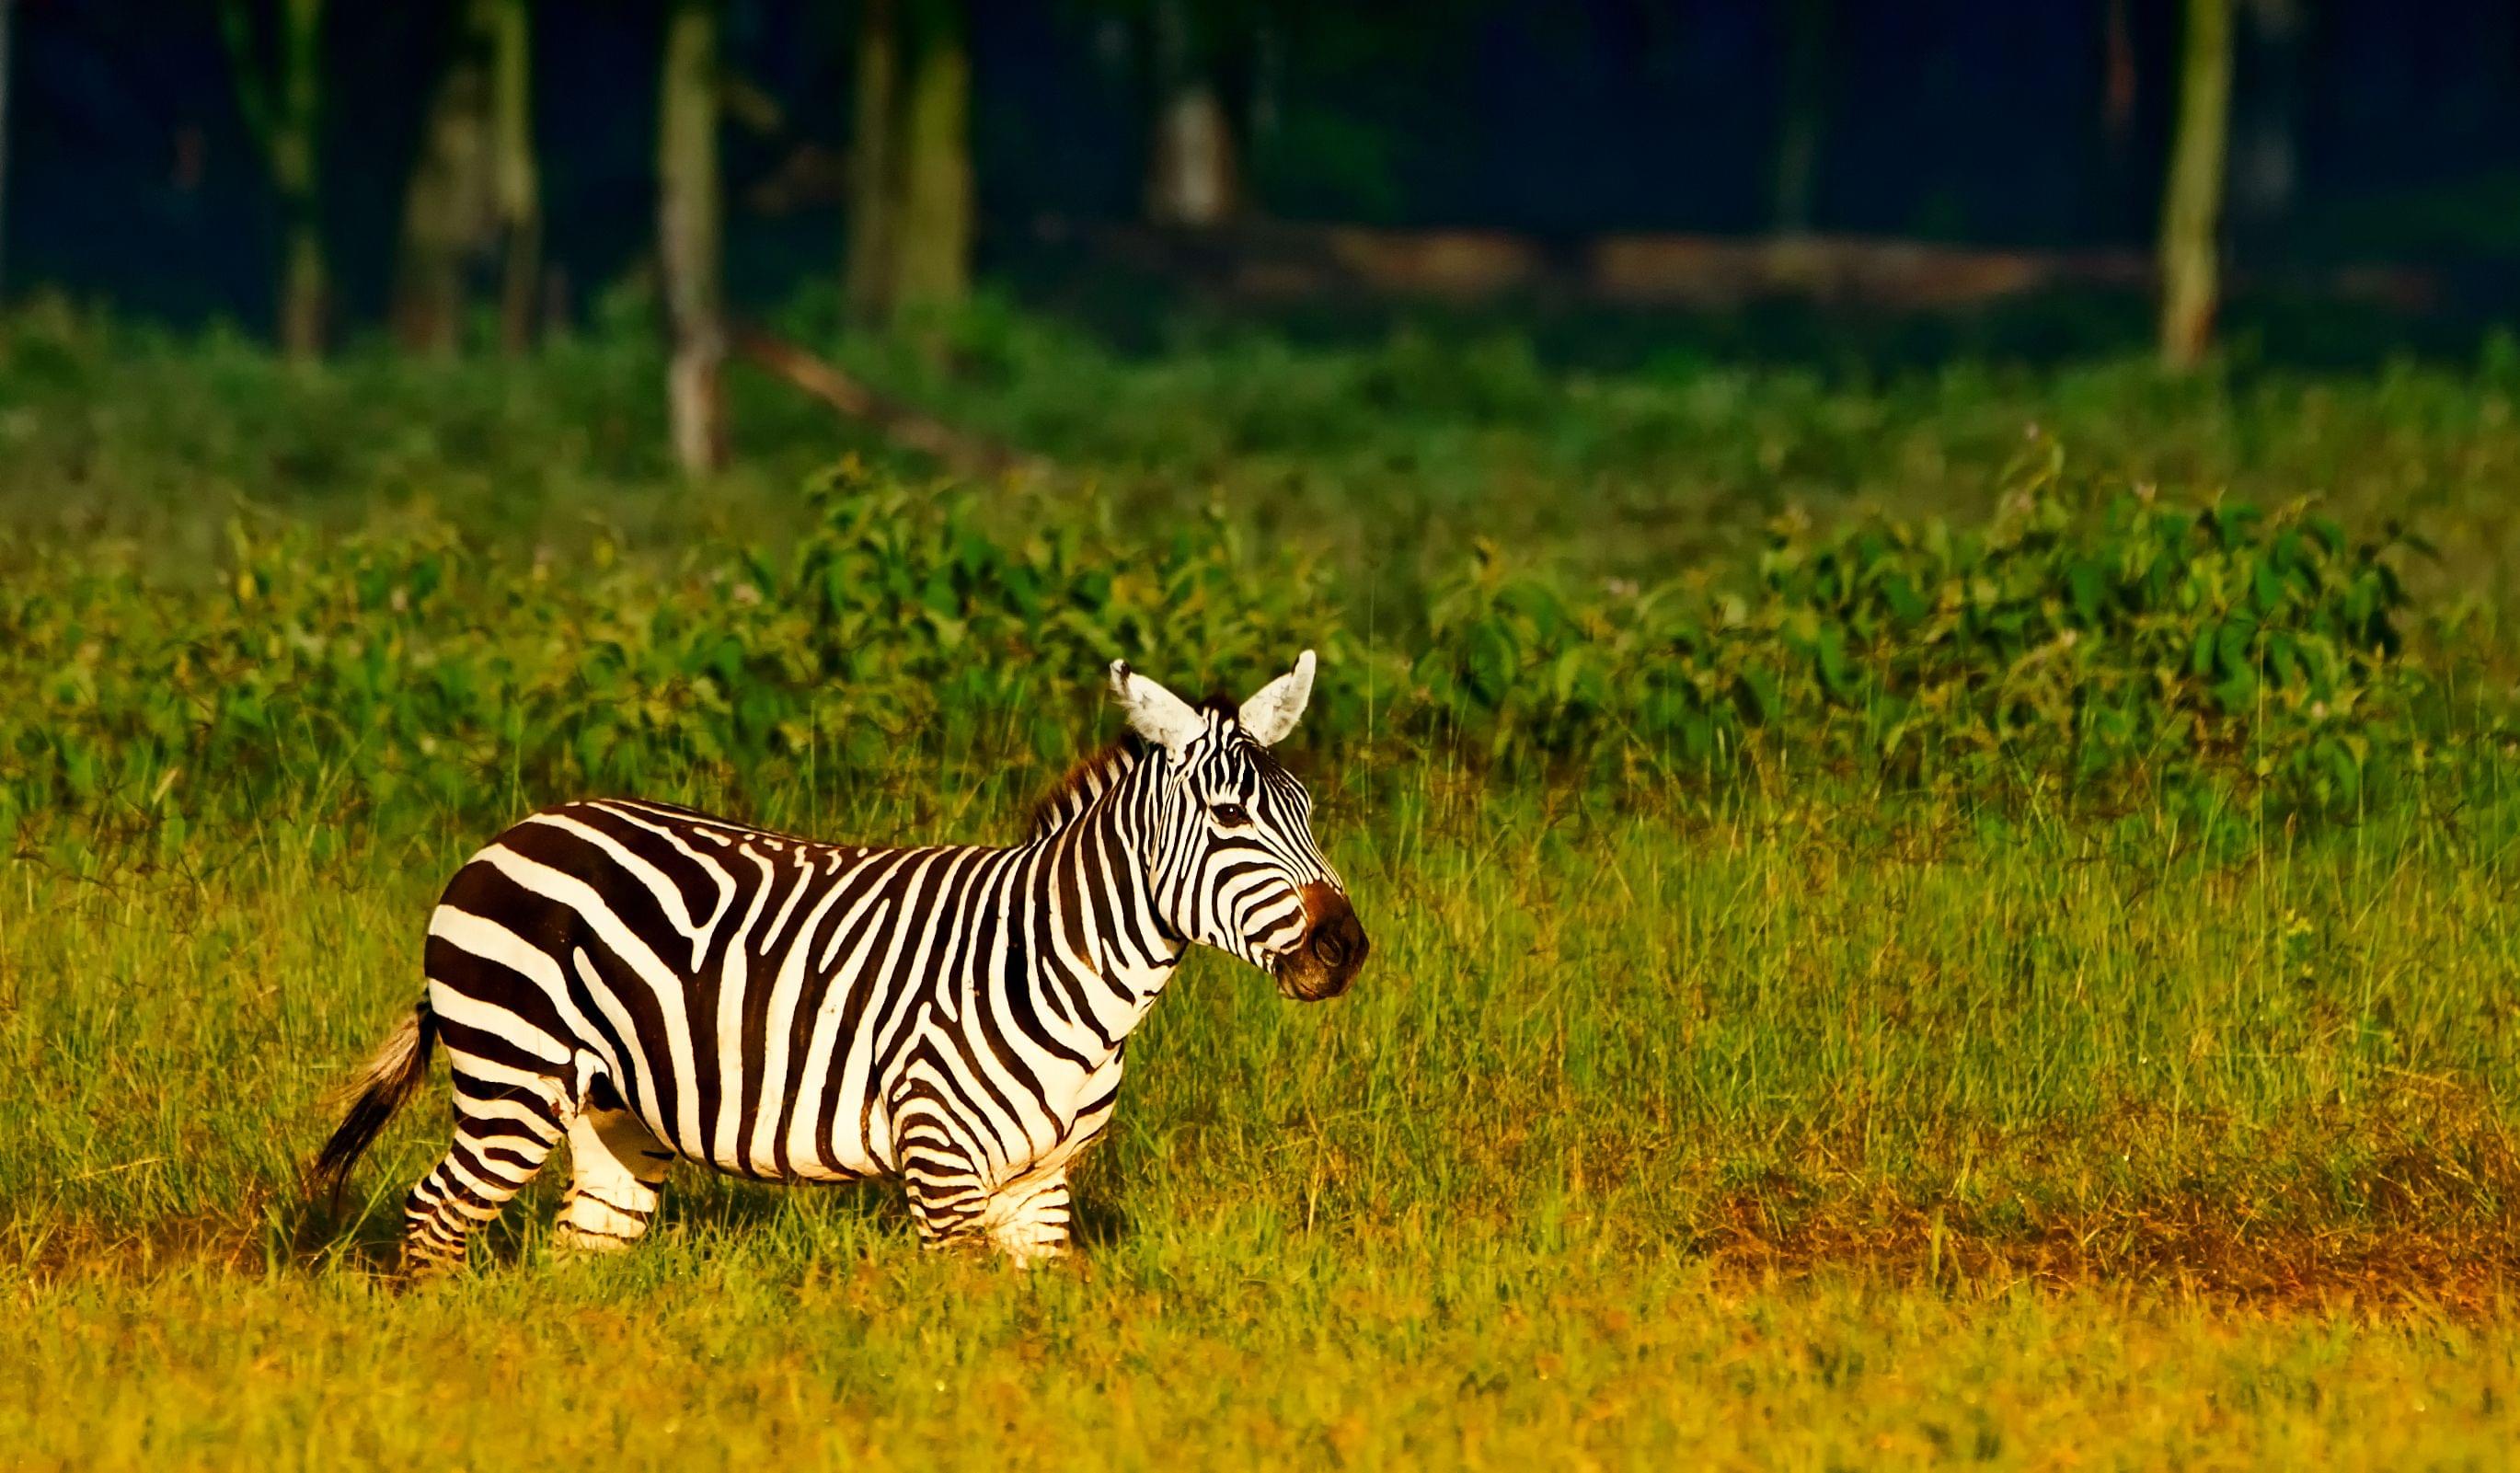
top-left (0, 466), bottom-right (1353, 834)
top-left (0, 454), bottom-right (2488, 839)
top-left (1401, 452), bottom-right (2448, 808)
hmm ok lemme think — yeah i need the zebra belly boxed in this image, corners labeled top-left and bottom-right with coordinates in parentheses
top-left (674, 947), bottom-right (899, 1185)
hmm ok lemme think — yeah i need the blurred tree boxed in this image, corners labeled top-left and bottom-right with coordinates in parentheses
top-left (891, 0), bottom-right (972, 323)
top-left (844, 0), bottom-right (900, 327)
top-left (1773, 0), bottom-right (1828, 234)
top-left (2102, 0), bottom-right (2138, 161)
top-left (1145, 0), bottom-right (1242, 227)
top-left (394, 6), bottom-right (491, 354)
top-left (841, 0), bottom-right (970, 344)
top-left (661, 0), bottom-right (728, 472)
top-left (2099, 0), bottom-right (2141, 236)
top-left (2159, 0), bottom-right (2233, 369)
top-left (0, 0), bottom-right (13, 299)
top-left (221, 0), bottom-right (330, 360)
top-left (488, 0), bottom-right (542, 352)
top-left (2232, 0), bottom-right (2301, 236)
top-left (394, 0), bottom-right (542, 356)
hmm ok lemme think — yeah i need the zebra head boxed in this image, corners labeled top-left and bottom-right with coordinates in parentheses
top-left (1109, 650), bottom-right (1370, 1001)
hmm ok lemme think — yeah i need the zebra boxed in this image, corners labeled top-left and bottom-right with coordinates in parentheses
top-left (312, 651), bottom-right (1369, 1272)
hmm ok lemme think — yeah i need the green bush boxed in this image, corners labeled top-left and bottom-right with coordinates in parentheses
top-left (0, 452), bottom-right (2486, 839)
top-left (1404, 454), bottom-right (2446, 809)
top-left (0, 466), bottom-right (1354, 834)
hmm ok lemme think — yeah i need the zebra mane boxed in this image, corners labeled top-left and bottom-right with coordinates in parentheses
top-left (1028, 734), bottom-right (1148, 840)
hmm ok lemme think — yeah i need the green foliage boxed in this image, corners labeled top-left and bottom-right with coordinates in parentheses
top-left (1408, 454), bottom-right (2449, 810)
top-left (0, 466), bottom-right (1352, 833)
top-left (0, 450), bottom-right (2481, 839)
top-left (6, 305), bottom-right (2520, 1467)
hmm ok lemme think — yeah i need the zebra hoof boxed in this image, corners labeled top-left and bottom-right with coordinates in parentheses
top-left (989, 1233), bottom-right (1071, 1268)
top-left (552, 1222), bottom-right (639, 1256)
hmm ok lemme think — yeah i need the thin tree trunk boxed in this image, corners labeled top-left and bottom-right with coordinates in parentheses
top-left (395, 0), bottom-right (535, 356)
top-left (2158, 0), bottom-right (2233, 371)
top-left (1146, 85), bottom-right (1237, 226)
top-left (892, 0), bottom-right (971, 321)
top-left (273, 0), bottom-right (328, 360)
top-left (1145, 0), bottom-right (1239, 228)
top-left (2099, 0), bottom-right (2140, 238)
top-left (393, 14), bottom-right (491, 355)
top-left (2102, 0), bottom-right (2137, 161)
top-left (2232, 0), bottom-right (2300, 233)
top-left (0, 0), bottom-right (13, 301)
top-left (659, 0), bottom-right (728, 474)
top-left (1773, 0), bottom-right (1828, 234)
top-left (845, 0), bottom-right (901, 328)
top-left (224, 0), bottom-right (330, 360)
top-left (489, 0), bottom-right (541, 353)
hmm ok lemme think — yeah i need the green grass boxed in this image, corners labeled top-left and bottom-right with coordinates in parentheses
top-left (6, 780), bottom-right (2519, 1463)
top-left (6, 301), bottom-right (2520, 1464)
top-left (10, 1258), bottom-right (2515, 1468)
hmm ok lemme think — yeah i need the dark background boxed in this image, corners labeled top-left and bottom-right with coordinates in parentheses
top-left (14, 0), bottom-right (2519, 334)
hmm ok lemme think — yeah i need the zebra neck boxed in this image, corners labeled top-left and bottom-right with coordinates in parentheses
top-left (1023, 758), bottom-right (1185, 1041)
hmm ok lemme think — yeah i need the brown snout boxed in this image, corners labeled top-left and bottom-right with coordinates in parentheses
top-left (1278, 880), bottom-right (1370, 1001)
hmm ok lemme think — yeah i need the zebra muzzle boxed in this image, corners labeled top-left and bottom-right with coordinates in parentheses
top-left (1278, 881), bottom-right (1369, 1001)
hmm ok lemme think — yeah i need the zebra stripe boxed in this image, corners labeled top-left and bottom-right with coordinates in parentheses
top-left (314, 655), bottom-right (1370, 1271)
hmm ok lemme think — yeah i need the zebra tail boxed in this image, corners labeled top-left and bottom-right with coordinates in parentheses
top-left (311, 1001), bottom-right (438, 1202)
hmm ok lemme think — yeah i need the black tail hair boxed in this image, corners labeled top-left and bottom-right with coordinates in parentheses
top-left (310, 1001), bottom-right (438, 1202)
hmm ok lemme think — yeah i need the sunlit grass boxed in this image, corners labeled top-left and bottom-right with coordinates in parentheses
top-left (8, 1249), bottom-right (2515, 1469)
top-left (8, 302), bottom-right (2520, 1460)
top-left (5, 765), bottom-right (2517, 1460)
top-left (10, 776), bottom-right (2519, 1271)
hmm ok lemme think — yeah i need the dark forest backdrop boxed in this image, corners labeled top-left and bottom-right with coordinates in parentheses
top-left (13, 1), bottom-right (2520, 331)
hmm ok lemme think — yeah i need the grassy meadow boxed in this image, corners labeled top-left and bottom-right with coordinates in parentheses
top-left (6, 302), bottom-right (2520, 1466)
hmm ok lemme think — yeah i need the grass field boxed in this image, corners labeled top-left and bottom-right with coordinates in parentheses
top-left (6, 305), bottom-right (2520, 1466)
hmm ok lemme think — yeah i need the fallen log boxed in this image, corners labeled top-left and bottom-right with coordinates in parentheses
top-left (1038, 219), bottom-right (2439, 314)
top-left (731, 325), bottom-right (1043, 479)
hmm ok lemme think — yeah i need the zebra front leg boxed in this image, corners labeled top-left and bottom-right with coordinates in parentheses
top-left (555, 1102), bottom-right (673, 1255)
top-left (401, 1072), bottom-right (569, 1278)
top-left (981, 1168), bottom-right (1074, 1264)
top-left (899, 1134), bottom-right (992, 1252)
top-left (892, 1076), bottom-right (1000, 1252)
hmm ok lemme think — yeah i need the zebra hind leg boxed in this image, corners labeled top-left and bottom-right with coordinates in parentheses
top-left (555, 1099), bottom-right (673, 1255)
top-left (401, 1070), bottom-right (570, 1278)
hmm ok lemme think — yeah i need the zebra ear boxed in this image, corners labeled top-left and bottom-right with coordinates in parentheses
top-left (1110, 660), bottom-right (1206, 755)
top-left (1237, 650), bottom-right (1316, 747)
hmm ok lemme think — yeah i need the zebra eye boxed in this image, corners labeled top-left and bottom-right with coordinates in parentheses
top-left (1211, 801), bottom-right (1252, 827)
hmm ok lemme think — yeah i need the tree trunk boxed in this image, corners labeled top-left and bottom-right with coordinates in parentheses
top-left (891, 0), bottom-right (972, 322)
top-left (1145, 0), bottom-right (1239, 228)
top-left (2232, 0), bottom-right (2300, 234)
top-left (844, 0), bottom-right (901, 328)
top-left (393, 14), bottom-right (492, 355)
top-left (489, 0), bottom-right (541, 353)
top-left (273, 0), bottom-right (328, 360)
top-left (2158, 0), bottom-right (2233, 371)
top-left (2101, 0), bottom-right (2137, 162)
top-left (224, 0), bottom-right (330, 360)
top-left (1772, 0), bottom-right (1828, 234)
top-left (393, 0), bottom-right (537, 356)
top-left (659, 0), bottom-right (728, 474)
top-left (0, 0), bottom-right (14, 301)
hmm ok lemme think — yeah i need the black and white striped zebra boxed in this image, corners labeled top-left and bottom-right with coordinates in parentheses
top-left (313, 652), bottom-right (1368, 1271)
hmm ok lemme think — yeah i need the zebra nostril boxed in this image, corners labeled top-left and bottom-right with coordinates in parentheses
top-left (1311, 929), bottom-right (1350, 966)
